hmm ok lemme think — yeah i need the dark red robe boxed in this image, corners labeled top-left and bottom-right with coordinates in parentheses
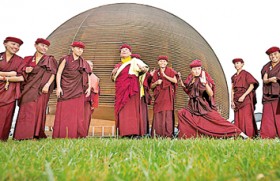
top-left (53, 54), bottom-right (91, 139)
top-left (139, 72), bottom-right (152, 135)
top-left (13, 54), bottom-right (57, 140)
top-left (151, 67), bottom-right (177, 138)
top-left (0, 52), bottom-right (23, 141)
top-left (178, 72), bottom-right (242, 139)
top-left (231, 70), bottom-right (259, 138)
top-left (114, 63), bottom-right (143, 136)
top-left (260, 61), bottom-right (280, 138)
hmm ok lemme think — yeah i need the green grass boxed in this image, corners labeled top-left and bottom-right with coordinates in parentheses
top-left (1, 138), bottom-right (280, 181)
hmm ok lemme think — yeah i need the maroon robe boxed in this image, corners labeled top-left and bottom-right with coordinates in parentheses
top-left (231, 70), bottom-right (259, 138)
top-left (0, 52), bottom-right (23, 141)
top-left (13, 54), bottom-right (57, 140)
top-left (114, 63), bottom-right (143, 136)
top-left (260, 61), bottom-right (280, 138)
top-left (53, 54), bottom-right (91, 139)
top-left (178, 72), bottom-right (242, 139)
top-left (139, 72), bottom-right (152, 135)
top-left (151, 67), bottom-right (177, 138)
top-left (84, 99), bottom-right (93, 136)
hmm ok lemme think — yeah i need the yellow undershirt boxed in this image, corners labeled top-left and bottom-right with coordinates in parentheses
top-left (121, 56), bottom-right (131, 64)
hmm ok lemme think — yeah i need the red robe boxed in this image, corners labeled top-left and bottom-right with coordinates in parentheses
top-left (178, 72), bottom-right (242, 139)
top-left (151, 67), bottom-right (177, 138)
top-left (231, 70), bottom-right (259, 138)
top-left (53, 54), bottom-right (91, 139)
top-left (114, 63), bottom-right (143, 136)
top-left (13, 54), bottom-right (57, 140)
top-left (260, 61), bottom-right (280, 138)
top-left (0, 52), bottom-right (24, 141)
top-left (139, 72), bottom-right (152, 135)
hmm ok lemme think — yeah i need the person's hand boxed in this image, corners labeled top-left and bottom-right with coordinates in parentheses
top-left (160, 68), bottom-right (167, 78)
top-left (238, 95), bottom-right (245, 102)
top-left (137, 64), bottom-right (148, 72)
top-left (85, 88), bottom-right (91, 97)
top-left (178, 72), bottom-right (182, 78)
top-left (231, 101), bottom-right (235, 109)
top-left (269, 77), bottom-right (277, 83)
top-left (200, 71), bottom-right (207, 85)
top-left (25, 67), bottom-right (33, 73)
top-left (42, 83), bottom-right (50, 94)
top-left (177, 72), bottom-right (185, 87)
top-left (157, 79), bottom-right (163, 85)
top-left (112, 67), bottom-right (119, 75)
top-left (56, 87), bottom-right (63, 98)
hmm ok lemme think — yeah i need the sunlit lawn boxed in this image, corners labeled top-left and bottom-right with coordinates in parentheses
top-left (1, 137), bottom-right (280, 181)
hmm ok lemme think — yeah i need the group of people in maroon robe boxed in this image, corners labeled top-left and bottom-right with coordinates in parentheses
top-left (0, 37), bottom-right (99, 141)
top-left (177, 59), bottom-right (250, 139)
top-left (111, 43), bottom-right (280, 140)
top-left (111, 44), bottom-right (179, 138)
top-left (1, 37), bottom-right (280, 141)
top-left (177, 46), bottom-right (280, 139)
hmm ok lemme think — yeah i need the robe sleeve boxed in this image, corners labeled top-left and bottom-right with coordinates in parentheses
top-left (261, 62), bottom-right (270, 78)
top-left (245, 71), bottom-right (259, 90)
top-left (43, 56), bottom-right (58, 74)
top-left (16, 56), bottom-right (26, 76)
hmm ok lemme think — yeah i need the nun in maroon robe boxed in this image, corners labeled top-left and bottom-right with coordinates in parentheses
top-left (53, 41), bottom-right (91, 139)
top-left (84, 60), bottom-right (100, 136)
top-left (111, 44), bottom-right (148, 137)
top-left (231, 58), bottom-right (259, 138)
top-left (13, 38), bottom-right (57, 140)
top-left (132, 54), bottom-right (151, 136)
top-left (151, 55), bottom-right (177, 138)
top-left (177, 59), bottom-right (249, 139)
top-left (140, 71), bottom-right (153, 135)
top-left (0, 37), bottom-right (24, 141)
top-left (260, 47), bottom-right (280, 139)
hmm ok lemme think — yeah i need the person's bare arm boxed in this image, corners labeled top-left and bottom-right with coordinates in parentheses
top-left (42, 74), bottom-right (55, 94)
top-left (238, 84), bottom-right (254, 102)
top-left (263, 73), bottom-right (277, 84)
top-left (56, 59), bottom-right (66, 98)
top-left (0, 71), bottom-right (17, 77)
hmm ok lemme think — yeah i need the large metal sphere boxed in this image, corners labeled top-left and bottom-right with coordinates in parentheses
top-left (47, 3), bottom-right (229, 122)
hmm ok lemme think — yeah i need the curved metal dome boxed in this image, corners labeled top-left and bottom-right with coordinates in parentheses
top-left (47, 3), bottom-right (229, 121)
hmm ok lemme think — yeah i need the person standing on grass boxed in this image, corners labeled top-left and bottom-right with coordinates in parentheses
top-left (0, 37), bottom-right (24, 141)
top-left (131, 53), bottom-right (152, 136)
top-left (260, 46), bottom-right (280, 139)
top-left (150, 55), bottom-right (177, 138)
top-left (111, 44), bottom-right (149, 137)
top-left (13, 38), bottom-right (57, 140)
top-left (53, 41), bottom-right (91, 139)
top-left (84, 60), bottom-right (100, 136)
top-left (231, 58), bottom-right (259, 138)
top-left (177, 59), bottom-right (249, 139)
